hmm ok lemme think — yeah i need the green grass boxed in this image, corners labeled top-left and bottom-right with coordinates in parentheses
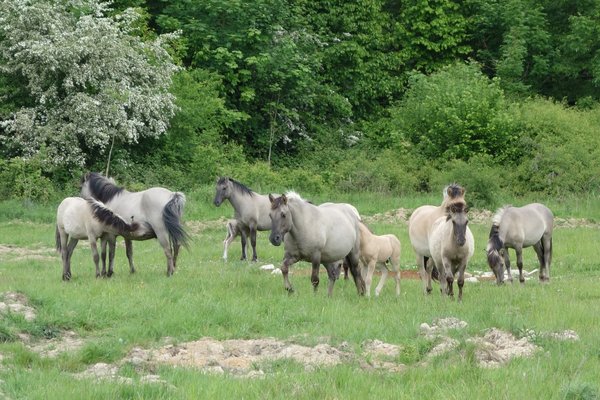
top-left (1, 192), bottom-right (600, 399)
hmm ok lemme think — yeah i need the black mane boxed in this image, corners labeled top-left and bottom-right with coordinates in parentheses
top-left (220, 177), bottom-right (254, 197)
top-left (83, 172), bottom-right (124, 203)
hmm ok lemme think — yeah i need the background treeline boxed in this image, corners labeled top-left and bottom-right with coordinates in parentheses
top-left (1, 0), bottom-right (600, 208)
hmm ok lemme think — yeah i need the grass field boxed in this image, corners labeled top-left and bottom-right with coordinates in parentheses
top-left (1, 190), bottom-right (600, 399)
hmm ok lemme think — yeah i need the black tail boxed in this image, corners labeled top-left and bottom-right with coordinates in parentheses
top-left (486, 224), bottom-right (504, 267)
top-left (87, 199), bottom-right (139, 234)
top-left (163, 192), bottom-right (189, 251)
top-left (55, 226), bottom-right (61, 252)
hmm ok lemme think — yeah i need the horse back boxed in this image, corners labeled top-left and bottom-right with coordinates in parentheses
top-left (409, 205), bottom-right (444, 256)
top-left (503, 204), bottom-right (553, 247)
top-left (292, 202), bottom-right (359, 263)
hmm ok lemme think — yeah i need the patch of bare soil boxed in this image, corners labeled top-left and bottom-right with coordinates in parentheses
top-left (420, 318), bottom-right (543, 368)
top-left (0, 292), bottom-right (36, 322)
top-left (469, 328), bottom-right (539, 368)
top-left (185, 217), bottom-right (229, 236)
top-left (0, 244), bottom-right (56, 262)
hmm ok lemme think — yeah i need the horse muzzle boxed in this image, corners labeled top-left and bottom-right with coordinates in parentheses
top-left (269, 233), bottom-right (283, 246)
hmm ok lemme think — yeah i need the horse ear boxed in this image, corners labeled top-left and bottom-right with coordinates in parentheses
top-left (281, 194), bottom-right (287, 205)
top-left (269, 193), bottom-right (275, 203)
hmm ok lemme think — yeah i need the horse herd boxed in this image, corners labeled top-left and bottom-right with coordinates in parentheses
top-left (56, 173), bottom-right (554, 300)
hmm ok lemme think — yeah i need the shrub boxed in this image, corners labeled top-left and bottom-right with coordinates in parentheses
top-left (390, 62), bottom-right (520, 162)
top-left (0, 156), bottom-right (55, 201)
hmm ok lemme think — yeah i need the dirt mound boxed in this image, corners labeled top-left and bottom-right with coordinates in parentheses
top-left (0, 292), bottom-right (36, 322)
top-left (125, 337), bottom-right (352, 377)
top-left (470, 328), bottom-right (539, 368)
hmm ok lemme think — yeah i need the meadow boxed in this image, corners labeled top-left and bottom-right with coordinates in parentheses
top-left (1, 188), bottom-right (600, 399)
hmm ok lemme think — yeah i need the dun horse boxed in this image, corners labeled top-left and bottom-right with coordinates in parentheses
top-left (358, 222), bottom-right (401, 297)
top-left (214, 177), bottom-right (271, 261)
top-left (55, 197), bottom-right (139, 280)
top-left (486, 203), bottom-right (554, 284)
top-left (81, 172), bottom-right (188, 277)
top-left (428, 201), bottom-right (474, 300)
top-left (268, 192), bottom-right (365, 296)
top-left (409, 184), bottom-right (467, 294)
top-left (222, 219), bottom-right (249, 261)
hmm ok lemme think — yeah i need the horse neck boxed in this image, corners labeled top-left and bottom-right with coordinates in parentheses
top-left (286, 199), bottom-right (313, 238)
top-left (226, 189), bottom-right (251, 213)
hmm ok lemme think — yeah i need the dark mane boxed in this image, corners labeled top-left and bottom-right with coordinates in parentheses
top-left (219, 177), bottom-right (254, 197)
top-left (87, 199), bottom-right (139, 233)
top-left (486, 224), bottom-right (504, 267)
top-left (446, 183), bottom-right (464, 199)
top-left (83, 172), bottom-right (124, 203)
top-left (270, 195), bottom-right (286, 209)
top-left (441, 183), bottom-right (466, 209)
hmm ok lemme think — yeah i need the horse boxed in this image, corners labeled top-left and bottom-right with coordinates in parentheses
top-left (213, 177), bottom-right (271, 261)
top-left (80, 172), bottom-right (188, 277)
top-left (358, 222), bottom-right (401, 297)
top-left (409, 184), bottom-right (467, 295)
top-left (222, 219), bottom-right (250, 261)
top-left (428, 201), bottom-right (474, 300)
top-left (268, 192), bottom-right (366, 296)
top-left (486, 203), bottom-right (554, 284)
top-left (55, 197), bottom-right (140, 281)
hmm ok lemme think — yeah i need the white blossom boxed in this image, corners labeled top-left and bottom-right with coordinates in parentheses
top-left (0, 0), bottom-right (180, 167)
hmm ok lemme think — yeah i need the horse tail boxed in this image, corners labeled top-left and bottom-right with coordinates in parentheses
top-left (163, 192), bottom-right (189, 251)
top-left (55, 225), bottom-right (61, 253)
top-left (87, 199), bottom-right (140, 234)
top-left (486, 224), bottom-right (504, 268)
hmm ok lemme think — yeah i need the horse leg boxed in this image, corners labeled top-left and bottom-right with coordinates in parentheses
top-left (100, 236), bottom-right (108, 277)
top-left (363, 259), bottom-right (377, 297)
top-left (89, 237), bottom-right (101, 278)
top-left (441, 258), bottom-right (454, 298)
top-left (543, 236), bottom-right (552, 282)
top-left (250, 224), bottom-right (258, 262)
top-left (347, 250), bottom-right (366, 296)
top-left (124, 238), bottom-right (135, 274)
top-left (324, 262), bottom-right (339, 297)
top-left (105, 235), bottom-right (116, 277)
top-left (223, 224), bottom-right (236, 261)
top-left (310, 254), bottom-right (321, 293)
top-left (375, 264), bottom-right (388, 297)
top-left (515, 246), bottom-right (525, 283)
top-left (59, 231), bottom-right (69, 281)
top-left (382, 257), bottom-right (401, 297)
top-left (457, 262), bottom-right (466, 302)
top-left (418, 256), bottom-right (433, 295)
top-left (64, 237), bottom-right (78, 281)
top-left (281, 255), bottom-right (297, 293)
top-left (157, 234), bottom-right (175, 276)
top-left (239, 229), bottom-right (248, 261)
top-left (503, 248), bottom-right (512, 283)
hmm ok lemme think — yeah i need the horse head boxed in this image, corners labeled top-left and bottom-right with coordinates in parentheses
top-left (446, 202), bottom-right (468, 247)
top-left (268, 193), bottom-right (292, 246)
top-left (213, 177), bottom-right (232, 206)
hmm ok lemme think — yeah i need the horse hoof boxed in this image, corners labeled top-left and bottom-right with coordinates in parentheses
top-left (107, 271), bottom-right (114, 278)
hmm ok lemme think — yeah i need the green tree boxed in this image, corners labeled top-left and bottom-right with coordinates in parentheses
top-left (0, 0), bottom-right (179, 172)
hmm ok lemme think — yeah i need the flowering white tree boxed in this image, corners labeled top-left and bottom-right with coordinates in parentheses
top-left (0, 0), bottom-right (179, 168)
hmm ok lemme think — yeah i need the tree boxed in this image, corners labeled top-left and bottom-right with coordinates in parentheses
top-left (0, 0), bottom-right (179, 171)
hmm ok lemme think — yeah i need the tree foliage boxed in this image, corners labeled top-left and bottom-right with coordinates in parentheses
top-left (390, 63), bottom-right (518, 161)
top-left (0, 0), bottom-right (179, 169)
